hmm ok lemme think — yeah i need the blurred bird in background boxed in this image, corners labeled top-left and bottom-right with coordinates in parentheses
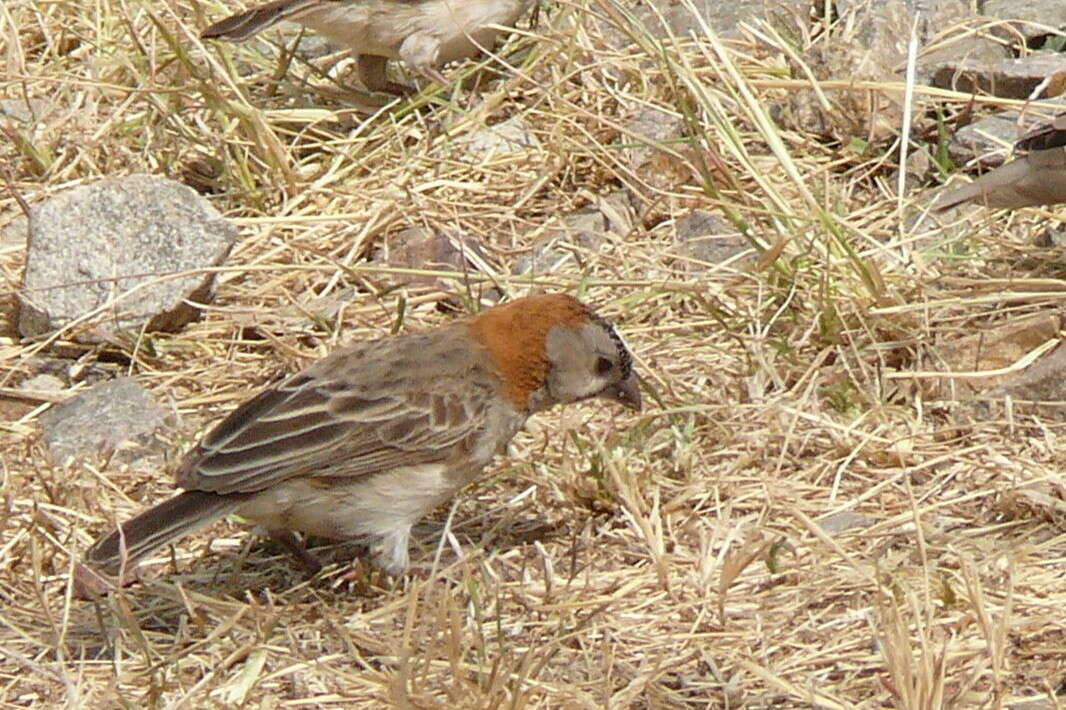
top-left (201, 0), bottom-right (537, 93)
top-left (935, 113), bottom-right (1066, 212)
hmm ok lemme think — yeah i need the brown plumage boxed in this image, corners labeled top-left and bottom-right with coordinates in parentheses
top-left (200, 0), bottom-right (536, 93)
top-left (935, 113), bottom-right (1066, 212)
top-left (75, 294), bottom-right (640, 596)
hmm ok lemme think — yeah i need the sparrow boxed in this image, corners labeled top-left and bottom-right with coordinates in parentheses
top-left (935, 113), bottom-right (1066, 212)
top-left (200, 0), bottom-right (536, 93)
top-left (75, 294), bottom-right (640, 595)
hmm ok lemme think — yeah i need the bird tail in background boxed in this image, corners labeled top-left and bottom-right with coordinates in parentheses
top-left (933, 159), bottom-right (1029, 212)
top-left (84, 490), bottom-right (248, 574)
top-left (933, 180), bottom-right (984, 213)
top-left (201, 0), bottom-right (323, 41)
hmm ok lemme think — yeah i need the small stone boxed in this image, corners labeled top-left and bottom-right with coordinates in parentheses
top-left (819, 511), bottom-right (874, 536)
top-left (997, 340), bottom-right (1066, 404)
top-left (919, 38), bottom-right (1010, 77)
top-left (948, 113), bottom-right (1027, 168)
top-left (620, 106), bottom-right (684, 164)
top-left (20, 374), bottom-right (65, 394)
top-left (922, 312), bottom-right (1063, 401)
top-left (932, 52), bottom-right (1066, 100)
top-left (596, 190), bottom-right (638, 237)
top-left (0, 98), bottom-right (52, 126)
top-left (984, 0), bottom-right (1066, 41)
top-left (18, 174), bottom-right (237, 343)
top-left (512, 190), bottom-right (635, 276)
top-left (374, 227), bottom-right (495, 303)
top-left (900, 144), bottom-right (934, 190)
top-left (2, 214), bottom-right (29, 250)
top-left (382, 227), bottom-right (483, 272)
top-left (946, 101), bottom-right (1066, 167)
top-left (460, 117), bottom-right (540, 158)
top-left (623, 0), bottom-right (804, 42)
top-left (1034, 227), bottom-right (1066, 248)
top-left (672, 210), bottom-right (751, 269)
top-left (619, 106), bottom-right (688, 192)
top-left (38, 377), bottom-right (171, 464)
top-left (514, 210), bottom-right (605, 275)
top-left (294, 34), bottom-right (336, 61)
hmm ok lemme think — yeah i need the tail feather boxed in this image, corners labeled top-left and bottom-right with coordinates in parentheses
top-left (933, 159), bottom-right (1039, 212)
top-left (85, 490), bottom-right (249, 574)
top-left (201, 0), bottom-right (322, 41)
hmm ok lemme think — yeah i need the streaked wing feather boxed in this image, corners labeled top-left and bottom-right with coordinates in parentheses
top-left (177, 373), bottom-right (487, 495)
top-left (201, 0), bottom-right (332, 41)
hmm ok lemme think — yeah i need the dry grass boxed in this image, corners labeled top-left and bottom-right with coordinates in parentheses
top-left (2, 0), bottom-right (1066, 707)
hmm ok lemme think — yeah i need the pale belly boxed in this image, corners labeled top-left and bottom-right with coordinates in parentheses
top-left (235, 463), bottom-right (460, 542)
top-left (298, 0), bottom-right (525, 62)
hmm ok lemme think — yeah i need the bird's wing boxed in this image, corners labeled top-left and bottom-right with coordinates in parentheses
top-left (176, 349), bottom-right (493, 495)
top-left (201, 0), bottom-right (329, 41)
top-left (1015, 113), bottom-right (1066, 152)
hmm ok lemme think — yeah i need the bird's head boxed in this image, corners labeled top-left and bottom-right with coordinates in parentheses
top-left (468, 294), bottom-right (641, 414)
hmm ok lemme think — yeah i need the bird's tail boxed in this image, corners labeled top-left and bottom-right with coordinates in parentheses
top-left (83, 490), bottom-right (248, 577)
top-left (201, 0), bottom-right (323, 41)
top-left (933, 159), bottom-right (1040, 212)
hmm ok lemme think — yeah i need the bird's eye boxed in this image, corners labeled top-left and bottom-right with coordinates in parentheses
top-left (595, 356), bottom-right (613, 375)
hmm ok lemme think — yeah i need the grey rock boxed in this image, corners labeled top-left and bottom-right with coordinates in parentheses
top-left (621, 106), bottom-right (684, 167)
top-left (1008, 700), bottom-right (1055, 710)
top-left (1033, 227), bottom-right (1066, 248)
top-left (0, 98), bottom-right (52, 126)
top-left (775, 0), bottom-right (1003, 140)
top-left (2, 214), bottom-right (28, 250)
top-left (948, 112), bottom-right (1027, 168)
top-left (603, 0), bottom-right (808, 44)
top-left (618, 105), bottom-right (689, 192)
top-left (294, 34), bottom-right (337, 61)
top-left (39, 377), bottom-right (170, 464)
top-left (596, 189), bottom-right (638, 236)
top-left (18, 174), bottom-right (237, 342)
top-left (771, 0), bottom-right (903, 140)
top-left (829, 0), bottom-right (984, 80)
top-left (20, 373), bottom-right (65, 394)
top-left (819, 511), bottom-right (875, 536)
top-left (459, 117), bottom-right (540, 158)
top-left (947, 101), bottom-right (1066, 169)
top-left (514, 211), bottom-right (606, 275)
top-left (995, 339), bottom-right (1066, 404)
top-left (513, 191), bottom-right (635, 275)
top-left (899, 143), bottom-right (935, 190)
top-left (920, 36), bottom-right (1010, 76)
top-left (984, 0), bottom-right (1066, 40)
top-left (672, 210), bottom-right (751, 268)
top-left (932, 52), bottom-right (1066, 100)
top-left (381, 226), bottom-right (484, 271)
top-left (374, 227), bottom-right (495, 301)
top-left (914, 313), bottom-right (1062, 403)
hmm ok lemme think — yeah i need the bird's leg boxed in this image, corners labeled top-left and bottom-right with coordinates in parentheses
top-left (420, 66), bottom-right (451, 88)
top-left (268, 529), bottom-right (323, 575)
top-left (356, 54), bottom-right (412, 96)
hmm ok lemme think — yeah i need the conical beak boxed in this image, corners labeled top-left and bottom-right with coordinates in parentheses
top-left (604, 372), bottom-right (642, 411)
